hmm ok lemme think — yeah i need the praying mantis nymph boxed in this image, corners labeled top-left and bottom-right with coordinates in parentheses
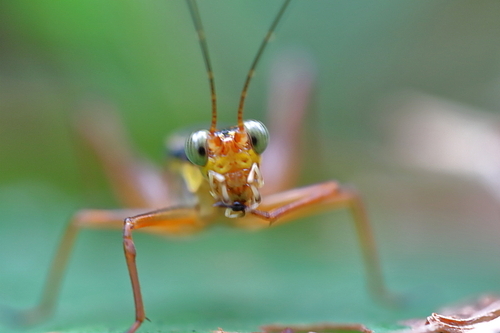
top-left (2, 1), bottom-right (393, 332)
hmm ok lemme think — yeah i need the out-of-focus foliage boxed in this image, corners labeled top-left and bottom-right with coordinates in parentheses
top-left (1, 1), bottom-right (500, 332)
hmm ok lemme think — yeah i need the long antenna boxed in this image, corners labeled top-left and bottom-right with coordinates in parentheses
top-left (187, 0), bottom-right (218, 133)
top-left (237, 0), bottom-right (292, 129)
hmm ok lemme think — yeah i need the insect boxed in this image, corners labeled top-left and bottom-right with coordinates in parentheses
top-left (3, 1), bottom-right (392, 332)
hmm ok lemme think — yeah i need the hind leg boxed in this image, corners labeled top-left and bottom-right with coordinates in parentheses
top-left (261, 53), bottom-right (315, 195)
top-left (75, 101), bottom-right (173, 209)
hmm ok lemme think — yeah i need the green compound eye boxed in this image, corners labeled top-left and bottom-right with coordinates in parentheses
top-left (244, 120), bottom-right (269, 155)
top-left (185, 130), bottom-right (209, 166)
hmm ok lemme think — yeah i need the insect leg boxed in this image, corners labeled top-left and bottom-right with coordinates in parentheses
top-left (261, 53), bottom-right (315, 195)
top-left (75, 102), bottom-right (173, 209)
top-left (122, 206), bottom-right (202, 333)
top-left (242, 182), bottom-right (395, 305)
top-left (0, 208), bottom-right (143, 327)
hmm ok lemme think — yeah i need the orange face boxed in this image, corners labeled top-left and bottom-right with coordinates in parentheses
top-left (185, 120), bottom-right (268, 218)
top-left (202, 127), bottom-right (263, 216)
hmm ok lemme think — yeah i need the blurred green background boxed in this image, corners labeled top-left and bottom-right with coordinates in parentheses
top-left (1, 1), bottom-right (500, 332)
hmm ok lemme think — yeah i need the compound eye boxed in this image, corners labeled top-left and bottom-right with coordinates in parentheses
top-left (244, 120), bottom-right (269, 155)
top-left (185, 130), bottom-right (209, 166)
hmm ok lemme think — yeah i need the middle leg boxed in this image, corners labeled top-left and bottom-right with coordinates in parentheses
top-left (238, 181), bottom-right (395, 305)
top-left (1, 208), bottom-right (143, 328)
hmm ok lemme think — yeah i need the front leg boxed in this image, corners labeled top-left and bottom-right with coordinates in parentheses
top-left (122, 206), bottom-right (203, 333)
top-left (239, 181), bottom-right (394, 305)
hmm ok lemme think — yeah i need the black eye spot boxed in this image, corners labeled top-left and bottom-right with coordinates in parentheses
top-left (198, 146), bottom-right (206, 156)
top-left (251, 135), bottom-right (258, 146)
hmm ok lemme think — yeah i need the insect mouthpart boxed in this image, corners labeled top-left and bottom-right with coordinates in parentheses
top-left (214, 201), bottom-right (248, 218)
top-left (230, 202), bottom-right (246, 211)
top-left (208, 167), bottom-right (263, 218)
top-left (214, 201), bottom-right (246, 211)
